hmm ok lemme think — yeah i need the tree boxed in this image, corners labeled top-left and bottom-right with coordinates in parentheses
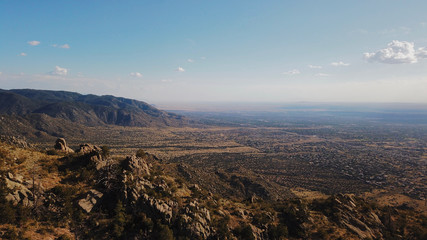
top-left (113, 200), bottom-right (126, 239)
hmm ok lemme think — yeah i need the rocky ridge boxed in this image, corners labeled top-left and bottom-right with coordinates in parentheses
top-left (0, 138), bottom-right (426, 239)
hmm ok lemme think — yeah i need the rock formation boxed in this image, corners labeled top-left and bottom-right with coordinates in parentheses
top-left (54, 138), bottom-right (74, 153)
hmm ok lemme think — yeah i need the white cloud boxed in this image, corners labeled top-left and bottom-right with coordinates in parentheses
top-left (129, 72), bottom-right (143, 78)
top-left (363, 40), bottom-right (427, 64)
top-left (308, 65), bottom-right (322, 69)
top-left (59, 44), bottom-right (70, 49)
top-left (19, 52), bottom-right (27, 56)
top-left (176, 67), bottom-right (185, 72)
top-left (315, 73), bottom-right (330, 77)
top-left (161, 79), bottom-right (173, 83)
top-left (52, 43), bottom-right (70, 49)
top-left (28, 41), bottom-right (40, 46)
top-left (331, 61), bottom-right (350, 67)
top-left (282, 69), bottom-right (300, 75)
top-left (187, 59), bottom-right (194, 63)
top-left (416, 47), bottom-right (427, 58)
top-left (50, 66), bottom-right (68, 76)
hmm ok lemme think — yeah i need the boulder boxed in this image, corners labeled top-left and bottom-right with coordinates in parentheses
top-left (78, 189), bottom-right (104, 213)
top-left (54, 138), bottom-right (74, 153)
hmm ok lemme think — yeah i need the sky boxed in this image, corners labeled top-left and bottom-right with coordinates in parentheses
top-left (1, 0), bottom-right (427, 104)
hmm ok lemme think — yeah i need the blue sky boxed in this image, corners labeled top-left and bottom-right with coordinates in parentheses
top-left (1, 0), bottom-right (427, 103)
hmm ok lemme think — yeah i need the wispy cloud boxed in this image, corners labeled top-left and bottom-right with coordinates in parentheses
top-left (379, 26), bottom-right (411, 35)
top-left (187, 59), bottom-right (194, 63)
top-left (364, 40), bottom-right (427, 64)
top-left (331, 61), bottom-right (350, 67)
top-left (52, 43), bottom-right (70, 49)
top-left (19, 52), bottom-right (27, 56)
top-left (28, 40), bottom-right (40, 46)
top-left (129, 72), bottom-right (143, 78)
top-left (176, 67), bottom-right (185, 72)
top-left (308, 65), bottom-right (322, 69)
top-left (282, 69), bottom-right (300, 75)
top-left (50, 66), bottom-right (68, 76)
top-left (315, 73), bottom-right (330, 77)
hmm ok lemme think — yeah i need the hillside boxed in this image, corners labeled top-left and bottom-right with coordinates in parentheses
top-left (0, 89), bottom-right (188, 140)
top-left (0, 139), bottom-right (426, 239)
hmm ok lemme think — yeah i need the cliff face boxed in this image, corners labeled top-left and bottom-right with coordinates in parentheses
top-left (0, 139), bottom-right (426, 240)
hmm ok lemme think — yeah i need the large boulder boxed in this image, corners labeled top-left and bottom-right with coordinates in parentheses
top-left (54, 138), bottom-right (74, 153)
top-left (78, 189), bottom-right (104, 213)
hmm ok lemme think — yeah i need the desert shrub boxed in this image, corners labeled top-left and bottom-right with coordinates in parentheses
top-left (267, 223), bottom-right (288, 240)
top-left (154, 223), bottom-right (174, 240)
top-left (57, 234), bottom-right (73, 240)
top-left (101, 146), bottom-right (111, 158)
top-left (233, 223), bottom-right (255, 240)
top-left (0, 176), bottom-right (16, 224)
top-left (252, 212), bottom-right (271, 226)
top-left (0, 148), bottom-right (10, 159)
top-left (46, 149), bottom-right (58, 155)
top-left (213, 215), bottom-right (232, 239)
top-left (136, 149), bottom-right (146, 158)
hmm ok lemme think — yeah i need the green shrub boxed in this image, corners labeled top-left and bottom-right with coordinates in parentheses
top-left (136, 149), bottom-right (146, 158)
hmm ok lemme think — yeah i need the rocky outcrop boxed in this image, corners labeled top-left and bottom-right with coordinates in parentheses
top-left (4, 172), bottom-right (34, 207)
top-left (76, 143), bottom-right (102, 154)
top-left (332, 194), bottom-right (383, 239)
top-left (78, 189), bottom-right (104, 213)
top-left (121, 155), bottom-right (150, 176)
top-left (0, 135), bottom-right (31, 148)
top-left (54, 138), bottom-right (74, 153)
top-left (140, 193), bottom-right (175, 223)
top-left (178, 201), bottom-right (213, 239)
top-left (77, 143), bottom-right (108, 170)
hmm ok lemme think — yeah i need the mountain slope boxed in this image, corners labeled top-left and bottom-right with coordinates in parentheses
top-left (0, 89), bottom-right (188, 142)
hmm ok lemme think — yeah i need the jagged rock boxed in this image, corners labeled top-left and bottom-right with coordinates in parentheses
top-left (76, 144), bottom-right (109, 170)
top-left (140, 193), bottom-right (173, 222)
top-left (76, 143), bottom-right (102, 154)
top-left (5, 176), bottom-right (34, 206)
top-left (122, 155), bottom-right (150, 176)
top-left (0, 135), bottom-right (31, 148)
top-left (178, 201), bottom-right (213, 239)
top-left (78, 189), bottom-right (103, 213)
top-left (54, 138), bottom-right (74, 153)
top-left (332, 194), bottom-right (384, 239)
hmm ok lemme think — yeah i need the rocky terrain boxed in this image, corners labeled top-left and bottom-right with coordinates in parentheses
top-left (0, 139), bottom-right (426, 239)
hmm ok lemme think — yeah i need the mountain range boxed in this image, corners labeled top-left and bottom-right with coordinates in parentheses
top-left (0, 89), bottom-right (187, 139)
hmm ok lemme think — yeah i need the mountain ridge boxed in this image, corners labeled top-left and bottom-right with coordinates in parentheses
top-left (0, 88), bottom-right (188, 140)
